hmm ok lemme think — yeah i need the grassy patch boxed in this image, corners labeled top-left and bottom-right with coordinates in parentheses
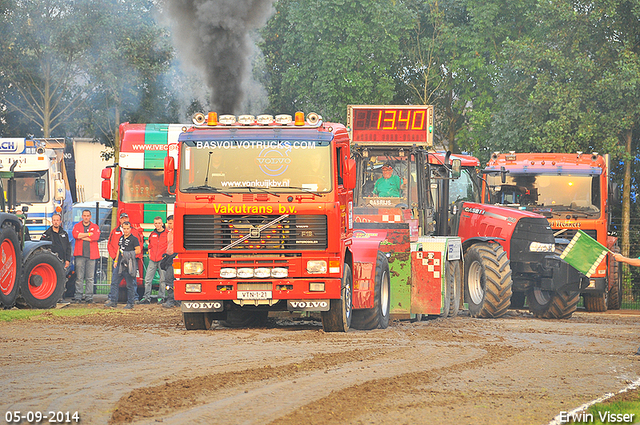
top-left (0, 307), bottom-right (111, 323)
top-left (584, 388), bottom-right (640, 424)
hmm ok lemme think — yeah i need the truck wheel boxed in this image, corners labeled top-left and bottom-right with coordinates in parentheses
top-left (448, 260), bottom-right (462, 317)
top-left (322, 263), bottom-right (353, 332)
top-left (0, 226), bottom-right (22, 308)
top-left (20, 250), bottom-right (65, 309)
top-left (527, 288), bottom-right (579, 319)
top-left (584, 292), bottom-right (607, 312)
top-left (183, 312), bottom-right (214, 330)
top-left (464, 243), bottom-right (512, 318)
top-left (607, 245), bottom-right (622, 310)
top-left (221, 310), bottom-right (269, 328)
top-left (351, 252), bottom-right (391, 330)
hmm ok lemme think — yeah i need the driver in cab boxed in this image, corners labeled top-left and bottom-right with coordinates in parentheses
top-left (373, 163), bottom-right (405, 197)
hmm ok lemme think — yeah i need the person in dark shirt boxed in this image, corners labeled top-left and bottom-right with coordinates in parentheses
top-left (40, 213), bottom-right (71, 269)
top-left (105, 221), bottom-right (141, 309)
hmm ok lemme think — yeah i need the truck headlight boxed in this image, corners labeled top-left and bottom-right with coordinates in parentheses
top-left (307, 260), bottom-right (327, 274)
top-left (183, 262), bottom-right (204, 275)
top-left (271, 267), bottom-right (288, 278)
top-left (220, 268), bottom-right (237, 278)
top-left (237, 267), bottom-right (254, 278)
top-left (254, 267), bottom-right (271, 278)
top-left (529, 242), bottom-right (555, 253)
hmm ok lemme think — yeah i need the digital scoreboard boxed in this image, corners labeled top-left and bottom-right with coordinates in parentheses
top-left (347, 105), bottom-right (434, 147)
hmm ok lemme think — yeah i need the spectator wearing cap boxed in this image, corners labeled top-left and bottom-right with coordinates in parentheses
top-left (108, 213), bottom-right (143, 295)
top-left (373, 163), bottom-right (405, 197)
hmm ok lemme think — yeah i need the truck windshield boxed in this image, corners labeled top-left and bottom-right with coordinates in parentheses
top-left (120, 169), bottom-right (175, 203)
top-left (1, 171), bottom-right (49, 204)
top-left (179, 140), bottom-right (332, 193)
top-left (485, 173), bottom-right (600, 213)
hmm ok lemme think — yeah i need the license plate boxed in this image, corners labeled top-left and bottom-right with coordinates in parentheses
top-left (237, 290), bottom-right (272, 300)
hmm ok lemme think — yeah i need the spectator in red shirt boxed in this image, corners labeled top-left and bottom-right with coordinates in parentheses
top-left (71, 209), bottom-right (100, 303)
top-left (162, 215), bottom-right (179, 308)
top-left (140, 216), bottom-right (168, 304)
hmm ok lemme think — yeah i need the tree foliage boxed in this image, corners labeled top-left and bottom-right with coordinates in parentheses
top-left (259, 0), bottom-right (415, 122)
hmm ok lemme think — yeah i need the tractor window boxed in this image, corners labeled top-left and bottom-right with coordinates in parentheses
top-left (359, 155), bottom-right (411, 208)
top-left (449, 169), bottom-right (479, 204)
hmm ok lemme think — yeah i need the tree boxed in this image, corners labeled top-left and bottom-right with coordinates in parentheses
top-left (0, 0), bottom-right (100, 137)
top-left (259, 0), bottom-right (415, 123)
top-left (400, 0), bottom-right (538, 154)
top-left (490, 0), bottom-right (640, 262)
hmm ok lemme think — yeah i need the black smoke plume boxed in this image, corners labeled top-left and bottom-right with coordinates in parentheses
top-left (164, 0), bottom-right (275, 114)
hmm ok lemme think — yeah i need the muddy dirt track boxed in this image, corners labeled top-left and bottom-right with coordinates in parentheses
top-left (1, 305), bottom-right (639, 425)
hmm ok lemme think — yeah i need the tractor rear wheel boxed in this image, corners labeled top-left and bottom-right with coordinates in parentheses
top-left (183, 312), bottom-right (215, 330)
top-left (527, 288), bottom-right (579, 319)
top-left (20, 249), bottom-right (65, 309)
top-left (0, 226), bottom-right (22, 308)
top-left (352, 252), bottom-right (391, 330)
top-left (322, 264), bottom-right (353, 332)
top-left (447, 260), bottom-right (462, 317)
top-left (464, 243), bottom-right (513, 318)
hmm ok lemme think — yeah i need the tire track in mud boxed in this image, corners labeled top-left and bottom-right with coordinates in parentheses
top-left (108, 348), bottom-right (386, 423)
top-left (267, 344), bottom-right (522, 425)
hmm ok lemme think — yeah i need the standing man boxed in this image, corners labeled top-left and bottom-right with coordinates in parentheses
top-left (162, 215), bottom-right (179, 308)
top-left (41, 213), bottom-right (71, 302)
top-left (71, 209), bottom-right (100, 303)
top-left (106, 221), bottom-right (141, 309)
top-left (141, 216), bottom-right (168, 304)
top-left (41, 213), bottom-right (71, 269)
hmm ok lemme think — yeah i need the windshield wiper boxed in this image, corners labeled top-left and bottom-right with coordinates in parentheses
top-left (234, 186), bottom-right (279, 197)
top-left (182, 185), bottom-right (232, 197)
top-left (282, 186), bottom-right (321, 196)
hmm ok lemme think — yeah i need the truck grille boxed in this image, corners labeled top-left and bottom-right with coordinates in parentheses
top-left (553, 229), bottom-right (597, 241)
top-left (183, 214), bottom-right (328, 251)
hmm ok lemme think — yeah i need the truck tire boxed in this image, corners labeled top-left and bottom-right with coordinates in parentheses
top-left (464, 242), bottom-right (512, 318)
top-left (221, 310), bottom-right (269, 328)
top-left (351, 252), bottom-right (391, 330)
top-left (607, 245), bottom-right (622, 310)
top-left (0, 226), bottom-right (22, 308)
top-left (527, 288), bottom-right (579, 319)
top-left (584, 292), bottom-right (607, 312)
top-left (20, 249), bottom-right (65, 309)
top-left (183, 312), bottom-right (214, 330)
top-left (448, 260), bottom-right (462, 317)
top-left (322, 263), bottom-right (353, 332)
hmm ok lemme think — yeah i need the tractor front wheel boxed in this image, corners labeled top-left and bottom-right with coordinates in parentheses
top-left (20, 250), bottom-right (65, 309)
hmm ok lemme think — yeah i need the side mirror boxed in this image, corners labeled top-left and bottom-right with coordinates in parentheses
top-left (35, 178), bottom-right (46, 198)
top-left (101, 167), bottom-right (113, 200)
top-left (164, 156), bottom-right (175, 187)
top-left (54, 179), bottom-right (65, 201)
top-left (451, 159), bottom-right (461, 179)
top-left (344, 158), bottom-right (356, 190)
top-left (101, 179), bottom-right (112, 200)
top-left (610, 182), bottom-right (620, 204)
